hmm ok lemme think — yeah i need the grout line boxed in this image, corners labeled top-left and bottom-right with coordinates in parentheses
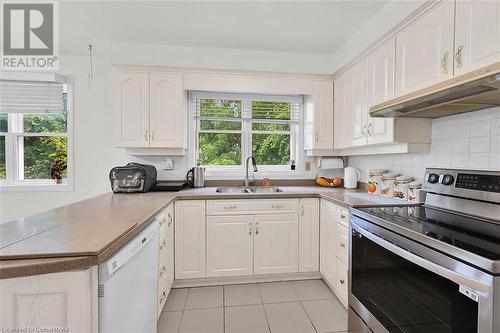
top-left (222, 285), bottom-right (226, 333)
top-left (290, 280), bottom-right (320, 333)
top-left (257, 281), bottom-right (272, 333)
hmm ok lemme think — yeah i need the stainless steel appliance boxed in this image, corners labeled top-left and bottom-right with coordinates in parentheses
top-left (186, 163), bottom-right (206, 188)
top-left (370, 62), bottom-right (500, 118)
top-left (349, 168), bottom-right (500, 333)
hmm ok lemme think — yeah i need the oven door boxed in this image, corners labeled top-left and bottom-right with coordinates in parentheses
top-left (349, 215), bottom-right (495, 333)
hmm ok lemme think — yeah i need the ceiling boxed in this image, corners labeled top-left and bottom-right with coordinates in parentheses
top-left (60, 1), bottom-right (391, 55)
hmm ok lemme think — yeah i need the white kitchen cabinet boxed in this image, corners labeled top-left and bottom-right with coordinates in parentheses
top-left (454, 0), bottom-right (500, 75)
top-left (157, 203), bottom-right (175, 316)
top-left (175, 200), bottom-right (206, 279)
top-left (207, 215), bottom-right (254, 277)
top-left (116, 71), bottom-right (150, 148)
top-left (320, 199), bottom-right (337, 288)
top-left (165, 205), bottom-right (175, 288)
top-left (116, 70), bottom-right (186, 152)
top-left (305, 80), bottom-right (334, 151)
top-left (395, 0), bottom-right (455, 96)
top-left (253, 214), bottom-right (299, 275)
top-left (349, 61), bottom-right (368, 147)
top-left (335, 258), bottom-right (349, 308)
top-left (298, 198), bottom-right (319, 272)
top-left (0, 268), bottom-right (96, 332)
top-left (333, 72), bottom-right (350, 150)
top-left (365, 38), bottom-right (396, 145)
top-left (149, 73), bottom-right (186, 149)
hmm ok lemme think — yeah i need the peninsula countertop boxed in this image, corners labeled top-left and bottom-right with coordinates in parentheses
top-left (0, 186), bottom-right (415, 279)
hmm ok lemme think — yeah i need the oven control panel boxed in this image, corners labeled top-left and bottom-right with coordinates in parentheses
top-left (423, 168), bottom-right (500, 203)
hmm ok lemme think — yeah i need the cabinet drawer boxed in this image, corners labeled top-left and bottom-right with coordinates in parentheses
top-left (157, 279), bottom-right (168, 316)
top-left (159, 232), bottom-right (168, 257)
top-left (335, 258), bottom-right (348, 308)
top-left (337, 208), bottom-right (349, 227)
top-left (158, 251), bottom-right (168, 280)
top-left (207, 199), bottom-right (299, 215)
top-left (335, 223), bottom-right (348, 264)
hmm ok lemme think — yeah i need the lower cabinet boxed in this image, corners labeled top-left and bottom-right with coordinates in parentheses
top-left (299, 198), bottom-right (320, 272)
top-left (0, 268), bottom-right (97, 332)
top-left (253, 214), bottom-right (299, 275)
top-left (320, 199), bottom-right (350, 308)
top-left (158, 203), bottom-right (175, 317)
top-left (207, 215), bottom-right (254, 277)
top-left (175, 200), bottom-right (206, 279)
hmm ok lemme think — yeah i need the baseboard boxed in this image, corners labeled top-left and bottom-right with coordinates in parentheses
top-left (172, 271), bottom-right (322, 288)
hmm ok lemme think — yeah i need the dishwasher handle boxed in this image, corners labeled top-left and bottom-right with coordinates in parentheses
top-left (104, 219), bottom-right (159, 277)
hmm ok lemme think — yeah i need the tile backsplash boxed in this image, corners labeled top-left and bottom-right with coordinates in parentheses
top-left (348, 107), bottom-right (500, 183)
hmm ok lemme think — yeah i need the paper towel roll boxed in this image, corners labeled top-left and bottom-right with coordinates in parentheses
top-left (318, 157), bottom-right (344, 169)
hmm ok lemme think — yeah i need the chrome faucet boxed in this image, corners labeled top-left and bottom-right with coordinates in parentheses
top-left (245, 156), bottom-right (258, 187)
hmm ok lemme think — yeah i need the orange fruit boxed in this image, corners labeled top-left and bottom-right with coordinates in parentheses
top-left (368, 183), bottom-right (377, 193)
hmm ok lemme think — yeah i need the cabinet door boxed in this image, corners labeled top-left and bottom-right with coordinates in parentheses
top-left (333, 73), bottom-right (349, 149)
top-left (366, 38), bottom-right (395, 145)
top-left (395, 0), bottom-right (455, 96)
top-left (299, 198), bottom-right (319, 272)
top-left (165, 204), bottom-right (175, 287)
top-left (116, 71), bottom-right (150, 147)
top-left (207, 215), bottom-right (254, 277)
top-left (455, 0), bottom-right (500, 75)
top-left (306, 81), bottom-right (334, 150)
top-left (335, 258), bottom-right (349, 308)
top-left (175, 200), bottom-right (206, 279)
top-left (349, 61), bottom-right (368, 147)
top-left (0, 269), bottom-right (95, 332)
top-left (254, 214), bottom-right (299, 275)
top-left (320, 200), bottom-right (337, 288)
top-left (149, 73), bottom-right (186, 149)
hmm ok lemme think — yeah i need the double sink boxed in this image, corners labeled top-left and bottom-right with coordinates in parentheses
top-left (215, 187), bottom-right (284, 194)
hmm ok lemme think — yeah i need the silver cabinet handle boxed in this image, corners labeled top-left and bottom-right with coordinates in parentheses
top-left (315, 133), bottom-right (319, 142)
top-left (340, 214), bottom-right (346, 219)
top-left (271, 204), bottom-right (284, 209)
top-left (255, 222), bottom-right (259, 235)
top-left (300, 205), bottom-right (304, 217)
top-left (159, 216), bottom-right (166, 226)
top-left (160, 240), bottom-right (166, 250)
top-left (159, 290), bottom-right (167, 304)
top-left (361, 124), bottom-right (367, 137)
top-left (340, 242), bottom-right (346, 248)
top-left (249, 222), bottom-right (253, 236)
top-left (224, 205), bottom-right (237, 210)
top-left (159, 265), bottom-right (167, 276)
top-left (151, 130), bottom-right (156, 141)
top-left (340, 279), bottom-right (345, 285)
top-left (144, 129), bottom-right (149, 141)
top-left (367, 122), bottom-right (373, 137)
top-left (455, 45), bottom-right (464, 69)
top-left (167, 213), bottom-right (173, 227)
top-left (441, 52), bottom-right (449, 74)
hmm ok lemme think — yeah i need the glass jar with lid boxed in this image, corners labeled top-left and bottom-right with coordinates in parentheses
top-left (381, 172), bottom-right (400, 197)
top-left (394, 176), bottom-right (414, 200)
top-left (408, 181), bottom-right (423, 202)
top-left (368, 169), bottom-right (387, 195)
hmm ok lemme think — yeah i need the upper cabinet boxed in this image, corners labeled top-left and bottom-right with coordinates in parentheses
top-left (305, 80), bottom-right (334, 151)
top-left (395, 0), bottom-right (455, 96)
top-left (116, 72), bottom-right (150, 148)
top-left (116, 70), bottom-right (186, 154)
top-left (454, 0), bottom-right (500, 75)
top-left (334, 37), bottom-right (431, 151)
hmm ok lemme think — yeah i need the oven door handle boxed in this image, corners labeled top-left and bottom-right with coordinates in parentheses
top-left (352, 222), bottom-right (490, 293)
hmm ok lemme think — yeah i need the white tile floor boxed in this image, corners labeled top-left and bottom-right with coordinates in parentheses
top-left (158, 279), bottom-right (348, 333)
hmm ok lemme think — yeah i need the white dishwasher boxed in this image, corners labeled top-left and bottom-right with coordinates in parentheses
top-left (99, 219), bottom-right (159, 333)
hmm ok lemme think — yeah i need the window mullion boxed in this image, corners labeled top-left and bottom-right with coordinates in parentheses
top-left (242, 100), bottom-right (252, 163)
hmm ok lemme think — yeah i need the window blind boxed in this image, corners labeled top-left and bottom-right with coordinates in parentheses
top-left (0, 80), bottom-right (64, 114)
top-left (192, 92), bottom-right (301, 123)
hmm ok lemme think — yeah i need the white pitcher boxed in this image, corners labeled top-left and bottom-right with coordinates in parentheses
top-left (344, 167), bottom-right (360, 189)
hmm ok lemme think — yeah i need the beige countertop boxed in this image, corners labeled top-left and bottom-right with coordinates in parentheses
top-left (0, 186), bottom-right (414, 279)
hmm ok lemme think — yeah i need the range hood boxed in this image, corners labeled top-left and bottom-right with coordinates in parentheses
top-left (370, 62), bottom-right (500, 118)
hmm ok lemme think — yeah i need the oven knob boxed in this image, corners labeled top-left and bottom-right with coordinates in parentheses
top-left (441, 174), bottom-right (455, 186)
top-left (426, 173), bottom-right (439, 184)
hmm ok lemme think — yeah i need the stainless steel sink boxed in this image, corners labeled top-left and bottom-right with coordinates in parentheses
top-left (215, 187), bottom-right (251, 193)
top-left (215, 187), bottom-right (283, 193)
top-left (250, 187), bottom-right (284, 193)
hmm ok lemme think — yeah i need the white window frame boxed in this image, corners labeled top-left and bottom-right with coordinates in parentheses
top-left (191, 91), bottom-right (305, 178)
top-left (0, 77), bottom-right (73, 192)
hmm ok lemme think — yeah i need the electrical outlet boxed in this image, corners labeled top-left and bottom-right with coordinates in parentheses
top-left (304, 161), bottom-right (311, 171)
top-left (162, 158), bottom-right (174, 170)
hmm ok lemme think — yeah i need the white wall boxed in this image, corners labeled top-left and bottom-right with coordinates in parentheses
top-left (348, 108), bottom-right (500, 183)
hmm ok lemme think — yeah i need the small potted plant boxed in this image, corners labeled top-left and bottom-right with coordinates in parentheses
top-left (50, 158), bottom-right (67, 184)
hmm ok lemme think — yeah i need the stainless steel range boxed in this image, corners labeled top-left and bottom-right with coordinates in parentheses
top-left (348, 168), bottom-right (500, 333)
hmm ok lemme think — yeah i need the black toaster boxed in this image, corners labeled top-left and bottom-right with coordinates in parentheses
top-left (109, 162), bottom-right (157, 193)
